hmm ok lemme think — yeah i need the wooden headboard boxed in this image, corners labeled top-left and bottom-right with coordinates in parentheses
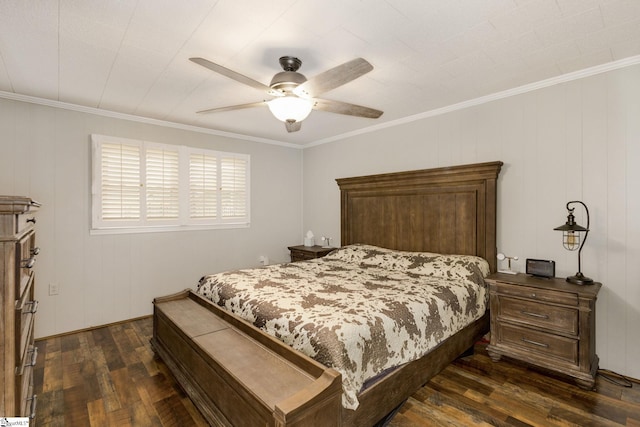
top-left (336, 161), bottom-right (503, 273)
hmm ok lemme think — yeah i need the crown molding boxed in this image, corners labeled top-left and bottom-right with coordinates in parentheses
top-left (306, 55), bottom-right (640, 148)
top-left (2, 55), bottom-right (639, 150)
top-left (0, 90), bottom-right (302, 149)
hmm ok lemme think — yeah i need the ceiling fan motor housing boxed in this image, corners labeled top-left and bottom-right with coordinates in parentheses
top-left (269, 71), bottom-right (307, 92)
top-left (270, 56), bottom-right (307, 93)
top-left (279, 56), bottom-right (302, 71)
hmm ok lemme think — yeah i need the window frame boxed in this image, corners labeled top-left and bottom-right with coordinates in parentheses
top-left (91, 134), bottom-right (250, 235)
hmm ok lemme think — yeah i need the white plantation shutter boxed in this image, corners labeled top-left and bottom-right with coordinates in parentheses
top-left (100, 142), bottom-right (141, 221)
top-left (146, 147), bottom-right (180, 220)
top-left (92, 135), bottom-right (249, 232)
top-left (221, 156), bottom-right (248, 219)
top-left (189, 152), bottom-right (218, 219)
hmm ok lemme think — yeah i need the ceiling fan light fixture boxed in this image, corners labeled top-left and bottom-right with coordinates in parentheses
top-left (267, 96), bottom-right (313, 122)
top-left (191, 55), bottom-right (382, 132)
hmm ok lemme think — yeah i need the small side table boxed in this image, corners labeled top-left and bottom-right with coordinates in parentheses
top-left (288, 245), bottom-right (334, 262)
top-left (486, 272), bottom-right (601, 390)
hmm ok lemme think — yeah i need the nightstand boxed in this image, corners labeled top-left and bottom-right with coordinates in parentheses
top-left (486, 272), bottom-right (601, 390)
top-left (288, 245), bottom-right (334, 262)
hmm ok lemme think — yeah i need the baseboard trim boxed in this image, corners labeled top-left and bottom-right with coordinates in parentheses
top-left (35, 314), bottom-right (152, 342)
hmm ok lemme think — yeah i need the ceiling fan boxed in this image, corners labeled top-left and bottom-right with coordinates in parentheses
top-left (190, 56), bottom-right (383, 133)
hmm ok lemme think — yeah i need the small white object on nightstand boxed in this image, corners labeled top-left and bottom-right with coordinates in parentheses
top-left (497, 252), bottom-right (518, 274)
top-left (304, 230), bottom-right (315, 246)
top-left (321, 236), bottom-right (333, 248)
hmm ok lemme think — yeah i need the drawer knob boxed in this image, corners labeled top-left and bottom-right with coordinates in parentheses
top-left (28, 346), bottom-right (38, 367)
top-left (31, 247), bottom-right (41, 255)
top-left (27, 300), bottom-right (39, 314)
top-left (522, 337), bottom-right (549, 348)
top-left (531, 293), bottom-right (537, 298)
top-left (28, 394), bottom-right (37, 419)
top-left (23, 256), bottom-right (36, 269)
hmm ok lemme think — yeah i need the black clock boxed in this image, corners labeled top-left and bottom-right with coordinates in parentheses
top-left (526, 258), bottom-right (555, 278)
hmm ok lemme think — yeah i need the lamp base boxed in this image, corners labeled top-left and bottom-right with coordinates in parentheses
top-left (566, 272), bottom-right (594, 285)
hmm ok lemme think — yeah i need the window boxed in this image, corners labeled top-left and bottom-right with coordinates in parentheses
top-left (91, 135), bottom-right (250, 233)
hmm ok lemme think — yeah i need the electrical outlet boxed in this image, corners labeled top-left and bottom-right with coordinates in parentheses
top-left (259, 255), bottom-right (269, 265)
top-left (49, 282), bottom-right (59, 295)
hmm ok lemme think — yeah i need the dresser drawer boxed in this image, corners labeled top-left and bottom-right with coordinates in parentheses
top-left (15, 230), bottom-right (37, 297)
top-left (0, 213), bottom-right (36, 237)
top-left (0, 213), bottom-right (35, 236)
top-left (17, 315), bottom-right (36, 374)
top-left (16, 273), bottom-right (36, 373)
top-left (498, 296), bottom-right (578, 335)
top-left (17, 344), bottom-right (37, 378)
top-left (18, 363), bottom-right (36, 418)
top-left (496, 323), bottom-right (578, 365)
top-left (493, 282), bottom-right (578, 306)
top-left (16, 213), bottom-right (37, 235)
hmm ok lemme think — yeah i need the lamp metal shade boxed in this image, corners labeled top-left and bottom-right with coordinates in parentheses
top-left (553, 222), bottom-right (588, 232)
top-left (553, 208), bottom-right (588, 232)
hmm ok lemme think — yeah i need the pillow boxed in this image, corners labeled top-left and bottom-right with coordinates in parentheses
top-left (321, 243), bottom-right (384, 264)
top-left (323, 243), bottom-right (423, 265)
top-left (324, 243), bottom-right (490, 285)
top-left (406, 253), bottom-right (490, 285)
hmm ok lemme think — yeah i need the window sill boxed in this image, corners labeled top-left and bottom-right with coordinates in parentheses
top-left (90, 222), bottom-right (250, 235)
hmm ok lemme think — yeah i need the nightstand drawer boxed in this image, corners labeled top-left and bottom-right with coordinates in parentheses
top-left (494, 283), bottom-right (578, 306)
top-left (290, 249), bottom-right (317, 261)
top-left (497, 323), bottom-right (578, 365)
top-left (498, 296), bottom-right (578, 335)
top-left (288, 245), bottom-right (334, 262)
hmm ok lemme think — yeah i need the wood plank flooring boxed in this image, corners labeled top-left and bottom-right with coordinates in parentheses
top-left (34, 317), bottom-right (640, 426)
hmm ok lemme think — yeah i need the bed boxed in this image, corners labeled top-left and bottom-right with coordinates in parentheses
top-left (152, 161), bottom-right (503, 426)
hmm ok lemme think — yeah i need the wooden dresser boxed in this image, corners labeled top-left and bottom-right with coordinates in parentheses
top-left (1, 196), bottom-right (40, 420)
top-left (287, 245), bottom-right (334, 262)
top-left (486, 273), bottom-right (601, 389)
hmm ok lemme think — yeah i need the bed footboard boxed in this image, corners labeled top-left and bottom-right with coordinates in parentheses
top-left (151, 290), bottom-right (342, 427)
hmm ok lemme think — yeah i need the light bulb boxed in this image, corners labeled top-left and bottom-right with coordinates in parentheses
top-left (565, 231), bottom-right (579, 250)
top-left (267, 96), bottom-right (313, 122)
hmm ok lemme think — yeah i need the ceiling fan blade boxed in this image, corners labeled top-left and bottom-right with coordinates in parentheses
top-left (285, 120), bottom-right (302, 133)
top-left (313, 98), bottom-right (383, 119)
top-left (294, 58), bottom-right (373, 98)
top-left (190, 57), bottom-right (276, 94)
top-left (196, 101), bottom-right (266, 114)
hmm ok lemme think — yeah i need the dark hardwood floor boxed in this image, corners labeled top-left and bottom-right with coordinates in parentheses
top-left (34, 317), bottom-right (640, 426)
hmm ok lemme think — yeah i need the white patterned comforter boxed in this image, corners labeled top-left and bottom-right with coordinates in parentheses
top-left (196, 244), bottom-right (489, 410)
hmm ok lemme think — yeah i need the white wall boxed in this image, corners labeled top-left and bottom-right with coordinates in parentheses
top-left (302, 64), bottom-right (640, 380)
top-left (0, 98), bottom-right (303, 338)
top-left (1, 63), bottom-right (638, 381)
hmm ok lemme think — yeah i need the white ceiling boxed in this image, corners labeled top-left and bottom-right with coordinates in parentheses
top-left (1, 0), bottom-right (639, 146)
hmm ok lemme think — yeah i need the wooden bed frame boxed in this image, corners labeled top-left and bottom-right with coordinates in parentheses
top-left (152, 161), bottom-right (503, 426)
